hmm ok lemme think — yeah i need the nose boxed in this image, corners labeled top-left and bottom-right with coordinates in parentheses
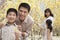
top-left (20, 12), bottom-right (25, 16)
top-left (10, 15), bottom-right (14, 18)
top-left (21, 12), bottom-right (24, 15)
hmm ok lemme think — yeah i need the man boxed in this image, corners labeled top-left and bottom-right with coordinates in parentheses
top-left (16, 3), bottom-right (34, 40)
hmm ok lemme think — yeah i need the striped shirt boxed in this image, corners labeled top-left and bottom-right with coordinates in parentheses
top-left (1, 23), bottom-right (17, 40)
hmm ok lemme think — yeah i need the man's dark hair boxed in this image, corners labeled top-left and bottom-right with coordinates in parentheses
top-left (7, 8), bottom-right (18, 16)
top-left (18, 3), bottom-right (30, 12)
top-left (44, 8), bottom-right (54, 17)
top-left (46, 19), bottom-right (53, 32)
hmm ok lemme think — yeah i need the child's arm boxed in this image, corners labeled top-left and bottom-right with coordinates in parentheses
top-left (14, 27), bottom-right (21, 40)
top-left (15, 31), bottom-right (20, 40)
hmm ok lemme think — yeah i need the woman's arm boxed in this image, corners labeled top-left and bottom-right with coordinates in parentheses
top-left (47, 29), bottom-right (51, 40)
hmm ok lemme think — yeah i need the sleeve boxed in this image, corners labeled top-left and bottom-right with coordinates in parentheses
top-left (0, 29), bottom-right (2, 40)
top-left (25, 21), bottom-right (34, 37)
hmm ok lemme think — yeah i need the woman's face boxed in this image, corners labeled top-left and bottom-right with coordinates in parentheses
top-left (45, 12), bottom-right (50, 17)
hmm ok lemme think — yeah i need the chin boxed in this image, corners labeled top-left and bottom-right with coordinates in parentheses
top-left (8, 21), bottom-right (15, 23)
top-left (20, 18), bottom-right (24, 21)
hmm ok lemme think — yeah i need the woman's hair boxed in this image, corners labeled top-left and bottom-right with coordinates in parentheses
top-left (44, 8), bottom-right (54, 17)
top-left (46, 19), bottom-right (53, 32)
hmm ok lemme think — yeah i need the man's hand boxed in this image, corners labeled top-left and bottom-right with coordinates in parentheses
top-left (17, 25), bottom-right (22, 31)
top-left (21, 32), bottom-right (25, 37)
top-left (0, 22), bottom-right (4, 29)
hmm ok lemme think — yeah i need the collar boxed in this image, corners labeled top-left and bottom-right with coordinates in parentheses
top-left (5, 22), bottom-right (17, 26)
top-left (18, 15), bottom-right (29, 24)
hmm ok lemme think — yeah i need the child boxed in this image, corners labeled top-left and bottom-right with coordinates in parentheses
top-left (1, 8), bottom-right (20, 40)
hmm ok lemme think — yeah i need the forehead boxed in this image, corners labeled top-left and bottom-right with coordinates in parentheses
top-left (19, 7), bottom-right (28, 11)
top-left (7, 12), bottom-right (17, 15)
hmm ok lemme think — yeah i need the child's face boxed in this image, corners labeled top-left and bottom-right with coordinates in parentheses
top-left (6, 12), bottom-right (17, 23)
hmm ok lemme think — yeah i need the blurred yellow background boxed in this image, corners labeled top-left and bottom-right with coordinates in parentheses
top-left (0, 0), bottom-right (60, 35)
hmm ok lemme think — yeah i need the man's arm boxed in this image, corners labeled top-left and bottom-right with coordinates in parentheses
top-left (0, 22), bottom-right (4, 29)
top-left (22, 21), bottom-right (34, 37)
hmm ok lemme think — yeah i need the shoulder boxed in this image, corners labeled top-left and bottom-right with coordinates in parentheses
top-left (27, 15), bottom-right (34, 24)
top-left (47, 16), bottom-right (54, 21)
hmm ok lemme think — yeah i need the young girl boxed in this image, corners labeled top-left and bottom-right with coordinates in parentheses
top-left (42, 8), bottom-right (54, 40)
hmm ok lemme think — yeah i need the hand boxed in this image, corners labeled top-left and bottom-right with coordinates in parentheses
top-left (21, 32), bottom-right (25, 37)
top-left (17, 25), bottom-right (22, 31)
top-left (0, 22), bottom-right (4, 29)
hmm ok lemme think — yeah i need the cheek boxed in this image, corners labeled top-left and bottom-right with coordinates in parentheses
top-left (13, 16), bottom-right (17, 20)
top-left (47, 13), bottom-right (50, 15)
top-left (46, 13), bottom-right (50, 16)
top-left (25, 13), bottom-right (28, 17)
top-left (6, 16), bottom-right (11, 19)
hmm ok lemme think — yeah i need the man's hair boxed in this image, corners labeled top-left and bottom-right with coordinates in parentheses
top-left (46, 19), bottom-right (53, 32)
top-left (18, 3), bottom-right (30, 12)
top-left (7, 8), bottom-right (18, 16)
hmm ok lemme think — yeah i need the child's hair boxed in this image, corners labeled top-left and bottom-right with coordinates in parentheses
top-left (7, 8), bottom-right (18, 16)
top-left (46, 19), bottom-right (53, 32)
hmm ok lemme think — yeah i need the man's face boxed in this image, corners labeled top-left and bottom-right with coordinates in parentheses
top-left (18, 7), bottom-right (29, 21)
top-left (6, 12), bottom-right (17, 23)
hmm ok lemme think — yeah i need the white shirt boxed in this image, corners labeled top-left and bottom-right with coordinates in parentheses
top-left (42, 16), bottom-right (54, 40)
top-left (1, 23), bottom-right (17, 40)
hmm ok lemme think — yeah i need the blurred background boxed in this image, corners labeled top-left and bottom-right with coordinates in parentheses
top-left (0, 0), bottom-right (60, 40)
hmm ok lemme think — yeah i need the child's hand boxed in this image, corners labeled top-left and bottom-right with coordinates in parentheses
top-left (14, 27), bottom-right (21, 40)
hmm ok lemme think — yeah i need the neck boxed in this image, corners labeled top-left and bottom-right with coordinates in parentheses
top-left (19, 18), bottom-right (24, 23)
top-left (46, 16), bottom-right (50, 18)
top-left (7, 22), bottom-right (14, 25)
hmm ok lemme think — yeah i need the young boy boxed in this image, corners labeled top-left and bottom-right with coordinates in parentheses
top-left (1, 8), bottom-right (20, 40)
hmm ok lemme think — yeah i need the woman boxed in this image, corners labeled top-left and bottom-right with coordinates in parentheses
top-left (42, 8), bottom-right (54, 40)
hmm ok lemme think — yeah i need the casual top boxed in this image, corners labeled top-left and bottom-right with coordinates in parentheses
top-left (1, 23), bottom-right (18, 40)
top-left (16, 15), bottom-right (34, 37)
top-left (42, 16), bottom-right (54, 40)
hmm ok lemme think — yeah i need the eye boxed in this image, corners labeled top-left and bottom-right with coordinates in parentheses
top-left (24, 11), bottom-right (27, 14)
top-left (20, 10), bottom-right (23, 12)
top-left (13, 14), bottom-right (16, 16)
top-left (8, 13), bottom-right (11, 16)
